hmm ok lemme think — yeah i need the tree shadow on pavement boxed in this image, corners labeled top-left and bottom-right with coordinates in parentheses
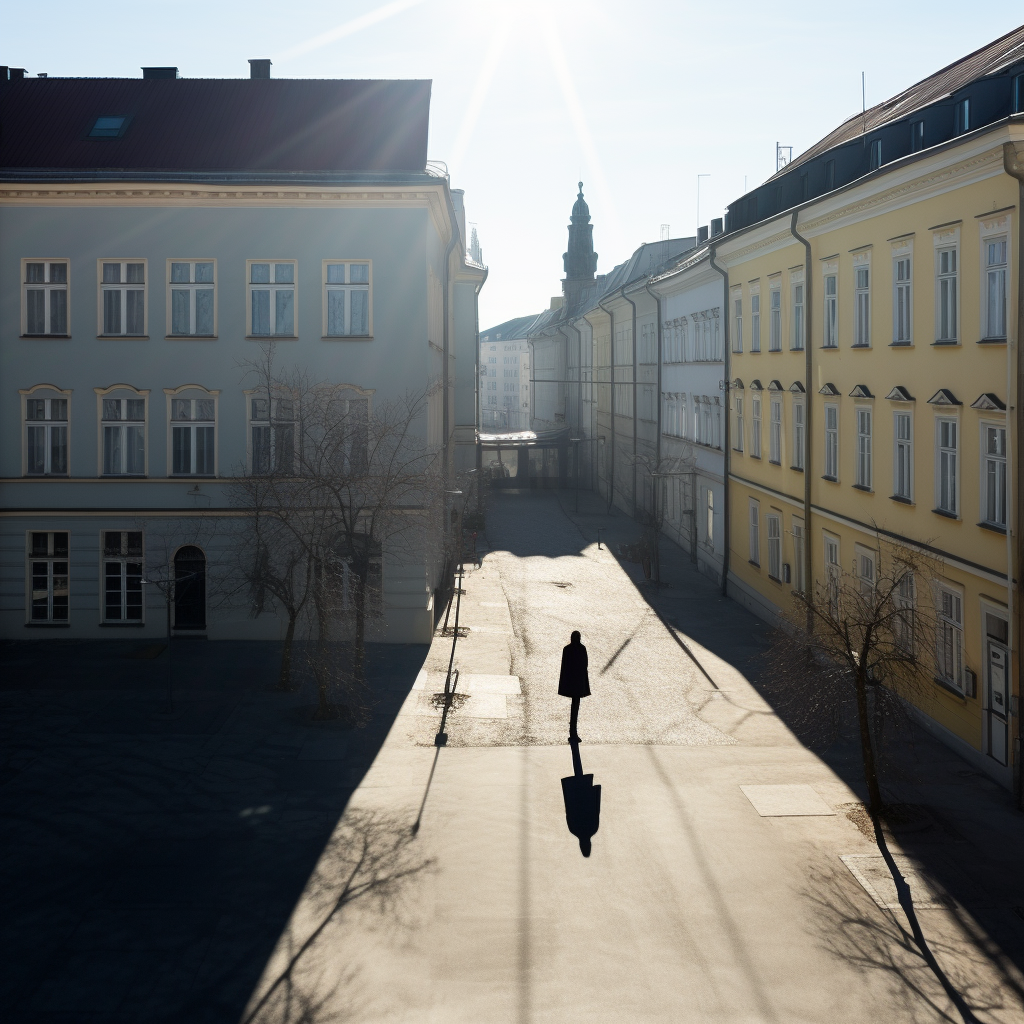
top-left (0, 638), bottom-right (425, 1023)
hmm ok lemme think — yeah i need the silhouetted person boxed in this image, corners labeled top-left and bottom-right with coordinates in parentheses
top-left (558, 630), bottom-right (590, 742)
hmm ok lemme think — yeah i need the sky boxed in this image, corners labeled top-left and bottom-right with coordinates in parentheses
top-left (5, 1), bottom-right (1022, 329)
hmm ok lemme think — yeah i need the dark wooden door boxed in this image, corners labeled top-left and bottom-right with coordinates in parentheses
top-left (174, 546), bottom-right (206, 629)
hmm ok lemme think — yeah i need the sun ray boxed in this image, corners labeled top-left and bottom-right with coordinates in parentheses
top-left (278, 0), bottom-right (427, 63)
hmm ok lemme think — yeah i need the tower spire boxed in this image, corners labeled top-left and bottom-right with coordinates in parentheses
top-left (563, 181), bottom-right (598, 293)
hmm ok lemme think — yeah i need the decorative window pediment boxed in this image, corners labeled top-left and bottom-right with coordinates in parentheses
top-left (818, 382), bottom-right (840, 396)
top-left (885, 386), bottom-right (914, 402)
top-left (848, 384), bottom-right (874, 398)
top-left (970, 392), bottom-right (1005, 411)
top-left (767, 379), bottom-right (783, 392)
top-left (731, 378), bottom-right (744, 390)
top-left (749, 379), bottom-right (763, 391)
top-left (789, 381), bottom-right (805, 393)
top-left (927, 388), bottom-right (961, 406)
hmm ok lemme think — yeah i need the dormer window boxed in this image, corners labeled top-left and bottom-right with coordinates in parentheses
top-left (954, 98), bottom-right (970, 136)
top-left (88, 116), bottom-right (128, 138)
top-left (868, 139), bottom-right (882, 171)
top-left (910, 120), bottom-right (924, 152)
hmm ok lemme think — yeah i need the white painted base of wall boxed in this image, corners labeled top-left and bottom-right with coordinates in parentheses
top-left (726, 571), bottom-right (785, 628)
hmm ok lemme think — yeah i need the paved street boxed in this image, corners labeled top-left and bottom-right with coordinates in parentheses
top-left (4, 488), bottom-right (1024, 1023)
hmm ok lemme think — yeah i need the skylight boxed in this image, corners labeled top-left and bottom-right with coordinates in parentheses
top-left (89, 116), bottom-right (127, 138)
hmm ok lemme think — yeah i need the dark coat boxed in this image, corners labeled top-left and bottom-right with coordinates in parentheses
top-left (558, 641), bottom-right (591, 698)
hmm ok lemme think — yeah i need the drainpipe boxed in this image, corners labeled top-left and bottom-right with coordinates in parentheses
top-left (567, 318), bottom-right (585, 487)
top-left (708, 244), bottom-right (731, 596)
top-left (1001, 141), bottom-right (1023, 806)
top-left (645, 279), bottom-right (665, 581)
top-left (789, 209), bottom-right (814, 620)
top-left (474, 266), bottom-right (489, 473)
top-left (597, 293), bottom-right (617, 511)
top-left (441, 185), bottom-right (462, 488)
top-left (622, 287), bottom-right (639, 518)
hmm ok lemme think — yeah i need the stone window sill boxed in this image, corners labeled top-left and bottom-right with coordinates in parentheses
top-left (931, 507), bottom-right (959, 520)
top-left (889, 494), bottom-right (913, 505)
top-left (977, 521), bottom-right (1007, 535)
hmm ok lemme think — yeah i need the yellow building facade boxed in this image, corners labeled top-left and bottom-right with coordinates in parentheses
top-left (720, 123), bottom-right (1022, 788)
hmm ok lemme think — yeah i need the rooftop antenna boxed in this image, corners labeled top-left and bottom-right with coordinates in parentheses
top-left (660, 224), bottom-right (670, 241)
top-left (696, 173), bottom-right (710, 236)
top-left (862, 71), bottom-right (866, 133)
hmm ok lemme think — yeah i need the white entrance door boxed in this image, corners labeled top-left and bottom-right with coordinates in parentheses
top-left (985, 612), bottom-right (1009, 766)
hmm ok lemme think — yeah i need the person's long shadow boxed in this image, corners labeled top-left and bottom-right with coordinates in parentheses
top-left (562, 739), bottom-right (601, 857)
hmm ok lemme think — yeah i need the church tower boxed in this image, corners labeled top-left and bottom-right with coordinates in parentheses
top-left (562, 181), bottom-right (598, 308)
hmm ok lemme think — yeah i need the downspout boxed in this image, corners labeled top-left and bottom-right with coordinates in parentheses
top-left (597, 293), bottom-right (617, 511)
top-left (441, 184), bottom-right (462, 488)
top-left (708, 243), bottom-right (731, 595)
top-left (1001, 141), bottom-right (1022, 806)
top-left (567, 317), bottom-right (585, 485)
top-left (789, 209), bottom-right (814, 619)
top-left (474, 266), bottom-right (489, 472)
top-left (645, 278), bottom-right (665, 582)
top-left (622, 287), bottom-right (639, 517)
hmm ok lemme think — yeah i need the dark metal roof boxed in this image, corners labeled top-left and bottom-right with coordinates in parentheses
top-left (0, 77), bottom-right (431, 173)
top-left (480, 314), bottom-right (545, 342)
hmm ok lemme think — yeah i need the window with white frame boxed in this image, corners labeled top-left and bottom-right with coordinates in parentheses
top-left (936, 417), bottom-right (958, 514)
top-left (791, 283), bottom-right (804, 350)
top-left (102, 397), bottom-right (146, 475)
top-left (705, 487), bottom-right (715, 549)
top-left (936, 246), bottom-right (958, 342)
top-left (171, 397), bottom-right (216, 475)
top-left (856, 407), bottom-right (872, 489)
top-left (733, 395), bottom-right (744, 452)
top-left (824, 534), bottom-right (840, 619)
top-left (169, 261), bottom-right (215, 336)
top-left (894, 569), bottom-right (915, 656)
top-left (769, 398), bottom-right (782, 464)
top-left (103, 531), bottom-right (143, 623)
top-left (824, 403), bottom-right (838, 479)
top-left (26, 393), bottom-right (68, 476)
top-left (936, 586), bottom-right (963, 690)
top-left (954, 98), bottom-right (969, 136)
top-left (733, 298), bottom-right (743, 353)
top-left (750, 294), bottom-right (761, 352)
top-left (766, 514), bottom-right (781, 580)
top-left (853, 264), bottom-right (870, 347)
top-left (325, 261), bottom-right (371, 336)
top-left (101, 261), bottom-right (146, 336)
top-left (893, 411), bottom-right (912, 500)
top-left (982, 423), bottom-right (1007, 528)
top-left (23, 260), bottom-right (68, 336)
top-left (893, 256), bottom-right (912, 344)
top-left (28, 531), bottom-right (70, 623)
top-left (792, 400), bottom-right (805, 469)
top-left (856, 545), bottom-right (876, 599)
top-left (792, 517), bottom-right (805, 593)
top-left (823, 274), bottom-right (838, 348)
top-left (751, 395), bottom-right (762, 457)
top-left (769, 286), bottom-right (781, 351)
top-left (248, 261), bottom-right (296, 337)
top-left (868, 138), bottom-right (882, 171)
top-left (749, 500), bottom-right (760, 565)
top-left (250, 397), bottom-right (297, 475)
top-left (983, 237), bottom-right (1007, 340)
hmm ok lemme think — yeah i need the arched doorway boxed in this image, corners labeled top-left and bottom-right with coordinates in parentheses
top-left (174, 546), bottom-right (206, 629)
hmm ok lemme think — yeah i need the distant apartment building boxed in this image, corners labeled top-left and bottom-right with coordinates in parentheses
top-left (479, 316), bottom-right (537, 432)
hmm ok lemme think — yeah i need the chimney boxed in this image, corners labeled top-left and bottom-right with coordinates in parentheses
top-left (710, 218), bottom-right (723, 237)
top-left (142, 67), bottom-right (178, 79)
top-left (10, 68), bottom-right (26, 80)
top-left (249, 59), bottom-right (272, 79)
top-left (697, 225), bottom-right (709, 244)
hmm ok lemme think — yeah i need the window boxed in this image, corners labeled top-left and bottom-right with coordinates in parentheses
top-left (23, 260), bottom-right (68, 336)
top-left (749, 501), bottom-right (760, 565)
top-left (29, 531), bottom-right (70, 623)
top-left (868, 138), bottom-right (882, 171)
top-left (954, 98), bottom-right (970, 136)
top-left (824, 403), bottom-right (838, 479)
top-left (250, 397), bottom-right (296, 475)
top-left (910, 120), bottom-right (924, 152)
top-left (751, 395), bottom-right (762, 457)
top-left (100, 261), bottom-right (146, 336)
top-left (856, 546), bottom-right (876, 599)
top-left (766, 514), bottom-right (781, 580)
top-left (750, 294), bottom-right (761, 352)
top-left (936, 587), bottom-right (964, 690)
top-left (982, 424), bottom-right (1007, 528)
top-left (792, 518), bottom-right (805, 593)
top-left (854, 265), bottom-right (870, 347)
top-left (893, 412), bottom-right (912, 500)
top-left (733, 298), bottom-right (743, 353)
top-left (824, 534), bottom-right (840, 619)
top-left (894, 570), bottom-right (915, 656)
top-left (936, 246), bottom-right (958, 342)
top-left (791, 284), bottom-right (804, 350)
top-left (856, 407), bottom-right (872, 489)
top-left (823, 274), bottom-right (838, 348)
top-left (792, 400), bottom-right (804, 469)
top-left (733, 395), bottom-right (744, 452)
top-left (1015, 73), bottom-right (1024, 114)
top-left (983, 237), bottom-right (1007, 340)
top-left (169, 261), bottom-right (215, 336)
top-left (171, 398), bottom-right (216, 475)
top-left (893, 256), bottom-right (912, 344)
top-left (936, 417), bottom-right (958, 514)
top-left (705, 488), bottom-right (714, 549)
top-left (824, 159), bottom-right (835, 189)
top-left (248, 261), bottom-right (296, 337)
top-left (325, 261), bottom-right (371, 336)
top-left (26, 394), bottom-right (68, 475)
top-left (769, 287), bottom-right (781, 351)
top-left (102, 398), bottom-right (146, 475)
top-left (769, 398), bottom-right (782, 464)
top-left (89, 115), bottom-right (127, 138)
top-left (103, 531), bottom-right (143, 623)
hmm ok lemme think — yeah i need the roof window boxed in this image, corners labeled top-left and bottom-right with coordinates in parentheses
top-left (89, 116), bottom-right (128, 138)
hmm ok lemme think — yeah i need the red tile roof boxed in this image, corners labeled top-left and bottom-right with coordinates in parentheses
top-left (0, 77), bottom-right (431, 174)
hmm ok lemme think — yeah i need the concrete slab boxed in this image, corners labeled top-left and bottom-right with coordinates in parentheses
top-left (740, 784), bottom-right (836, 816)
top-left (841, 853), bottom-right (952, 910)
top-left (464, 674), bottom-right (521, 695)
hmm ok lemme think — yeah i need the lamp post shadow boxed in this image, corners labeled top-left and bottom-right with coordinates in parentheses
top-left (561, 738), bottom-right (601, 857)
